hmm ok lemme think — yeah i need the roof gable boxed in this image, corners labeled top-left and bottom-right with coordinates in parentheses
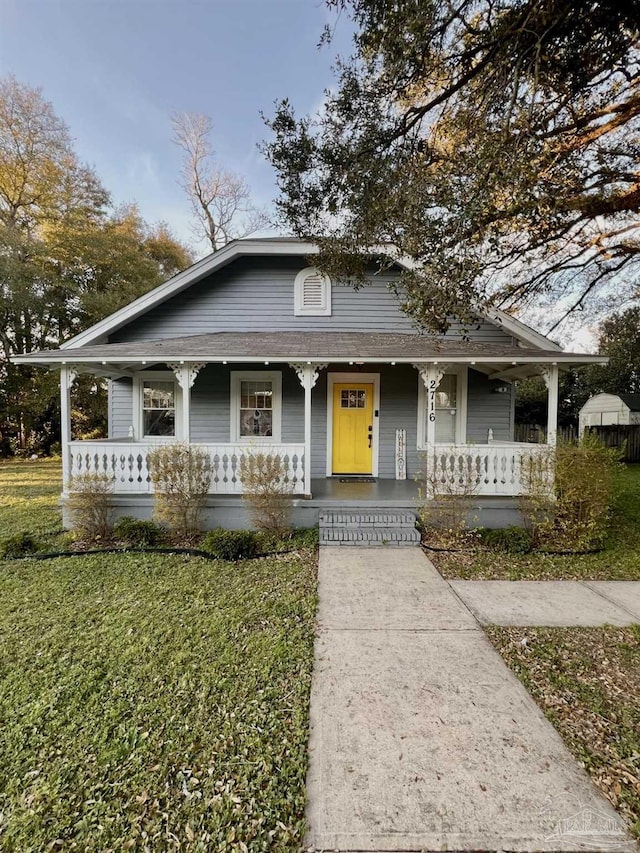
top-left (61, 237), bottom-right (562, 352)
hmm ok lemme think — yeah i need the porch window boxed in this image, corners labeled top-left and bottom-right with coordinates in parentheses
top-left (417, 368), bottom-right (468, 447)
top-left (434, 373), bottom-right (457, 443)
top-left (142, 380), bottom-right (176, 436)
top-left (230, 371), bottom-right (282, 442)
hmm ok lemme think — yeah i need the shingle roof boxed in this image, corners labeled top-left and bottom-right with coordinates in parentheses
top-left (13, 331), bottom-right (604, 364)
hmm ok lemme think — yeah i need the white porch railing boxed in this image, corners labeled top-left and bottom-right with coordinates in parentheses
top-left (68, 441), bottom-right (306, 495)
top-left (430, 442), bottom-right (553, 497)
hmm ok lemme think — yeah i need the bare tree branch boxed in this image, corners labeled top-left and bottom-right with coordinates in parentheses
top-left (172, 111), bottom-right (268, 252)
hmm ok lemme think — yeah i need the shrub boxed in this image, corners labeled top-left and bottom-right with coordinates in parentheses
top-left (113, 516), bottom-right (164, 546)
top-left (1, 531), bottom-right (40, 559)
top-left (239, 452), bottom-right (294, 536)
top-left (66, 473), bottom-right (113, 541)
top-left (254, 526), bottom-right (320, 554)
top-left (416, 450), bottom-right (479, 545)
top-left (292, 526), bottom-right (320, 550)
top-left (202, 528), bottom-right (258, 561)
top-left (478, 526), bottom-right (533, 554)
top-left (147, 443), bottom-right (212, 537)
top-left (521, 434), bottom-right (621, 552)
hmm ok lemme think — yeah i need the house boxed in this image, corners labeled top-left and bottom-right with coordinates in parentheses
top-left (13, 238), bottom-right (606, 530)
top-left (579, 393), bottom-right (640, 434)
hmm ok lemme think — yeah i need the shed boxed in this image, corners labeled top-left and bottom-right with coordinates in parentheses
top-left (579, 393), bottom-right (640, 433)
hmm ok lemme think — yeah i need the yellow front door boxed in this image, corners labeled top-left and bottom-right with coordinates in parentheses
top-left (332, 383), bottom-right (374, 474)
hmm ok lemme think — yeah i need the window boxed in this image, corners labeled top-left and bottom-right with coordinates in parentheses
top-left (231, 371), bottom-right (282, 442)
top-left (240, 380), bottom-right (273, 436)
top-left (294, 267), bottom-right (332, 316)
top-left (434, 373), bottom-right (457, 443)
top-left (417, 368), bottom-right (467, 447)
top-left (340, 388), bottom-right (367, 408)
top-left (133, 372), bottom-right (181, 440)
top-left (142, 380), bottom-right (176, 436)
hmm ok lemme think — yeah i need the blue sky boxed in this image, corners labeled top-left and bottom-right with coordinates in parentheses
top-left (0, 0), bottom-right (351, 255)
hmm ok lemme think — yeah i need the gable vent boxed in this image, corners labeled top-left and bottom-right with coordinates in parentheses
top-left (302, 273), bottom-right (324, 307)
top-left (294, 267), bottom-right (332, 316)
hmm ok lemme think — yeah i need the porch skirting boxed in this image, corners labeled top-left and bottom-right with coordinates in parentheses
top-left (60, 486), bottom-right (523, 531)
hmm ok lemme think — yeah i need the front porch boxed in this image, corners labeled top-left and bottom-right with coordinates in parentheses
top-left (68, 438), bottom-right (549, 499)
top-left (27, 329), bottom-right (605, 512)
top-left (98, 474), bottom-right (522, 531)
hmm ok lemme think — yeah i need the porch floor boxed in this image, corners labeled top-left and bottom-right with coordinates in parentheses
top-left (309, 477), bottom-right (419, 507)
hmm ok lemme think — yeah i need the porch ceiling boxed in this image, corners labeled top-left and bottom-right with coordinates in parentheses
top-left (13, 331), bottom-right (606, 374)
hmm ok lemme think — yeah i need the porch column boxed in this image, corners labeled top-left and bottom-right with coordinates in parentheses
top-left (541, 363), bottom-right (559, 447)
top-left (413, 362), bottom-right (448, 448)
top-left (168, 362), bottom-right (206, 442)
top-left (289, 362), bottom-right (328, 497)
top-left (60, 365), bottom-right (77, 491)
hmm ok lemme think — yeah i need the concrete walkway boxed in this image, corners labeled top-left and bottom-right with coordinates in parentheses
top-left (450, 579), bottom-right (640, 626)
top-left (305, 548), bottom-right (636, 852)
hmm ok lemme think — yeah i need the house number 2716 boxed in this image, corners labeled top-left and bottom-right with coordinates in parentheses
top-left (429, 379), bottom-right (437, 422)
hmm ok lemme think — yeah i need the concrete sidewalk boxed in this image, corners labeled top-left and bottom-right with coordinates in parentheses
top-left (305, 548), bottom-right (636, 852)
top-left (450, 579), bottom-right (640, 626)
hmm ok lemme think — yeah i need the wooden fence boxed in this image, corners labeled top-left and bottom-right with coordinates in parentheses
top-left (513, 424), bottom-right (578, 444)
top-left (586, 424), bottom-right (640, 463)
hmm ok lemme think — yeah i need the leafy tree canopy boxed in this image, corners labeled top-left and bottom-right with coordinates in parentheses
top-left (583, 306), bottom-right (640, 394)
top-left (265, 0), bottom-right (640, 334)
top-left (0, 75), bottom-right (192, 455)
top-left (515, 306), bottom-right (640, 427)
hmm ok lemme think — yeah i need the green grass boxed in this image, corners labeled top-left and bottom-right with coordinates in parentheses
top-left (487, 626), bottom-right (640, 839)
top-left (0, 459), bottom-right (63, 538)
top-left (0, 461), bottom-right (318, 850)
top-left (433, 464), bottom-right (640, 580)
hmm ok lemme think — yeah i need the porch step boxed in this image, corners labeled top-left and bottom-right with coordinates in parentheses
top-left (318, 510), bottom-right (421, 546)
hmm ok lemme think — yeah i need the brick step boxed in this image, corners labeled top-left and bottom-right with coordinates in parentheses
top-left (319, 510), bottom-right (417, 528)
top-left (319, 526), bottom-right (421, 546)
top-left (318, 509), bottom-right (420, 547)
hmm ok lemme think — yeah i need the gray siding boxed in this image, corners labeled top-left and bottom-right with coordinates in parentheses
top-left (191, 364), bottom-right (303, 443)
top-left (466, 369), bottom-right (514, 442)
top-left (110, 364), bottom-right (513, 478)
top-left (110, 379), bottom-right (133, 438)
top-left (109, 367), bottom-right (304, 443)
top-left (110, 256), bottom-right (514, 345)
top-left (309, 364), bottom-right (420, 479)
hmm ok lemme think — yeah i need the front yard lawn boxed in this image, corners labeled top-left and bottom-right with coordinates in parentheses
top-left (0, 458), bottom-right (317, 850)
top-left (0, 458), bottom-right (63, 539)
top-left (487, 626), bottom-right (640, 840)
top-left (432, 464), bottom-right (640, 580)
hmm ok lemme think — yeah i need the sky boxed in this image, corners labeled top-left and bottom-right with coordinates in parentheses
top-left (0, 1), bottom-right (605, 349)
top-left (0, 0), bottom-right (352, 254)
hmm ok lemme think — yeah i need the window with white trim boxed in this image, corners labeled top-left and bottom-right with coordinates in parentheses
top-left (417, 368), bottom-right (468, 447)
top-left (230, 371), bottom-right (282, 442)
top-left (434, 373), bottom-right (458, 443)
top-left (134, 372), bottom-right (181, 440)
top-left (294, 267), bottom-right (332, 316)
top-left (143, 381), bottom-right (176, 436)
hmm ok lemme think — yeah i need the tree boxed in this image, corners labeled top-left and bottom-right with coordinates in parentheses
top-left (172, 111), bottom-right (268, 252)
top-left (515, 306), bottom-right (640, 429)
top-left (264, 0), bottom-right (640, 334)
top-left (515, 371), bottom-right (590, 429)
top-left (583, 306), bottom-right (640, 395)
top-left (0, 75), bottom-right (192, 455)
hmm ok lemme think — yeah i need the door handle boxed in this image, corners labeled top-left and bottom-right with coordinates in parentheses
top-left (368, 425), bottom-right (372, 448)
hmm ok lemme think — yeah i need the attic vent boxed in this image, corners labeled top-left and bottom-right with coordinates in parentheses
top-left (294, 267), bottom-right (332, 316)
